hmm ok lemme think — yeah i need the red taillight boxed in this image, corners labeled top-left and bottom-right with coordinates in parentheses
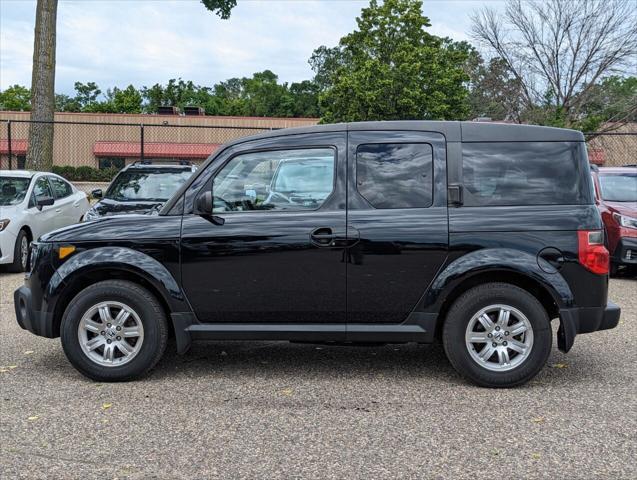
top-left (577, 230), bottom-right (609, 275)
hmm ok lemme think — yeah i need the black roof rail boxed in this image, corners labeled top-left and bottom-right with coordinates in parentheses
top-left (623, 164), bottom-right (637, 168)
top-left (131, 159), bottom-right (193, 166)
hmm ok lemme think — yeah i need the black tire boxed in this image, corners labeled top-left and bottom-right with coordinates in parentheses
top-left (442, 283), bottom-right (552, 388)
top-left (60, 280), bottom-right (168, 382)
top-left (8, 229), bottom-right (30, 273)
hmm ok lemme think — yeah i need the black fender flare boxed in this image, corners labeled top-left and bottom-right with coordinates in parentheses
top-left (47, 246), bottom-right (191, 316)
top-left (420, 249), bottom-right (575, 350)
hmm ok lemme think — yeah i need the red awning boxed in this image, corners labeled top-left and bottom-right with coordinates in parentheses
top-left (93, 141), bottom-right (220, 159)
top-left (0, 139), bottom-right (28, 155)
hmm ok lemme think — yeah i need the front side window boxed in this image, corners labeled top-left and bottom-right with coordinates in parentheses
top-left (461, 142), bottom-right (591, 206)
top-left (0, 177), bottom-right (31, 206)
top-left (356, 143), bottom-right (433, 209)
top-left (33, 177), bottom-right (53, 199)
top-left (212, 148), bottom-right (335, 212)
top-left (106, 169), bottom-right (193, 202)
top-left (49, 177), bottom-right (73, 199)
top-left (599, 173), bottom-right (637, 202)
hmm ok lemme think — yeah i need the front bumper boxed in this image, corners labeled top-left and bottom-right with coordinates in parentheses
top-left (612, 237), bottom-right (637, 266)
top-left (0, 229), bottom-right (18, 264)
top-left (558, 302), bottom-right (621, 352)
top-left (14, 285), bottom-right (56, 338)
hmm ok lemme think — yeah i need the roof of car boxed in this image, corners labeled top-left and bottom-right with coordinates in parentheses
top-left (0, 170), bottom-right (36, 178)
top-left (221, 121), bottom-right (584, 147)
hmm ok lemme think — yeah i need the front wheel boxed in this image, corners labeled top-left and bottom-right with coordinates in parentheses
top-left (442, 283), bottom-right (552, 388)
top-left (8, 230), bottom-right (30, 273)
top-left (60, 280), bottom-right (168, 381)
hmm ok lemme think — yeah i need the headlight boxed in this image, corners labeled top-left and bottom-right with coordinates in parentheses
top-left (613, 213), bottom-right (637, 229)
top-left (0, 218), bottom-right (10, 231)
top-left (83, 208), bottom-right (99, 221)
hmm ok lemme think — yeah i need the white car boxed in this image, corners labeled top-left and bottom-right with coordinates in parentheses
top-left (0, 170), bottom-right (90, 272)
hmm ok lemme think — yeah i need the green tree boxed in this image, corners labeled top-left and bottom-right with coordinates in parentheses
top-left (107, 85), bottom-right (144, 114)
top-left (201, 0), bottom-right (237, 19)
top-left (289, 80), bottom-right (320, 118)
top-left (465, 53), bottom-right (524, 122)
top-left (0, 85), bottom-right (31, 111)
top-left (73, 81), bottom-right (102, 112)
top-left (312, 0), bottom-right (471, 123)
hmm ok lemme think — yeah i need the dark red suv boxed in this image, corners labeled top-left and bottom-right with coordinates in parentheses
top-left (591, 166), bottom-right (637, 274)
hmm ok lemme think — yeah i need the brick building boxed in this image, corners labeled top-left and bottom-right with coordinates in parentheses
top-left (0, 110), bottom-right (319, 170)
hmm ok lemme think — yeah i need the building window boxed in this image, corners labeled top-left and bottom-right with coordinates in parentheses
top-left (99, 157), bottom-right (125, 170)
top-left (17, 155), bottom-right (26, 169)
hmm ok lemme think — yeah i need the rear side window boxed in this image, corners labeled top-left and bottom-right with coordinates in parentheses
top-left (356, 143), bottom-right (433, 209)
top-left (49, 177), bottom-right (73, 199)
top-left (461, 142), bottom-right (591, 206)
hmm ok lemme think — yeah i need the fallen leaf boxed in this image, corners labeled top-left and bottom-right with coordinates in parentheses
top-left (280, 388), bottom-right (294, 396)
top-left (532, 417), bottom-right (545, 423)
top-left (0, 369), bottom-right (8, 373)
top-left (8, 365), bottom-right (17, 370)
top-left (552, 363), bottom-right (568, 369)
top-left (490, 448), bottom-right (500, 456)
top-left (28, 416), bottom-right (39, 421)
top-left (102, 403), bottom-right (112, 410)
top-left (531, 453), bottom-right (541, 460)
top-left (24, 351), bottom-right (34, 355)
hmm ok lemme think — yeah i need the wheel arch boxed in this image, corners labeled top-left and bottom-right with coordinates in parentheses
top-left (423, 249), bottom-right (574, 338)
top-left (47, 247), bottom-right (191, 338)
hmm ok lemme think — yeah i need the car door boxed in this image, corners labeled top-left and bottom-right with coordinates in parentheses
top-left (180, 131), bottom-right (348, 336)
top-left (345, 130), bottom-right (449, 331)
top-left (29, 175), bottom-right (58, 238)
top-left (48, 176), bottom-right (80, 227)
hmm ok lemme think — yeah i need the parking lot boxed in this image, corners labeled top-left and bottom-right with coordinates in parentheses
top-left (0, 271), bottom-right (635, 479)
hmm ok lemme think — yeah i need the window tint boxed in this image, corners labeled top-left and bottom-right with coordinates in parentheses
top-left (212, 148), bottom-right (335, 212)
top-left (49, 177), bottom-right (73, 199)
top-left (33, 177), bottom-right (52, 199)
top-left (461, 142), bottom-right (591, 206)
top-left (106, 169), bottom-right (193, 202)
top-left (356, 143), bottom-right (433, 209)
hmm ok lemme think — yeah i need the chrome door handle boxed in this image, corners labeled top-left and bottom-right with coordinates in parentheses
top-left (55, 208), bottom-right (61, 213)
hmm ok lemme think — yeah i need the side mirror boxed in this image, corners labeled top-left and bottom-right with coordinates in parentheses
top-left (91, 189), bottom-right (103, 199)
top-left (195, 190), bottom-right (213, 215)
top-left (36, 196), bottom-right (55, 209)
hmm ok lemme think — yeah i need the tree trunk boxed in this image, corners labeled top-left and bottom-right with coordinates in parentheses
top-left (26, 0), bottom-right (58, 172)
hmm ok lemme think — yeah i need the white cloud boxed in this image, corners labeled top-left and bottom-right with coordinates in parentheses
top-left (0, 0), bottom-right (491, 95)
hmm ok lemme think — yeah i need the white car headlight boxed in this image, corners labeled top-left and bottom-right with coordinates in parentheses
top-left (0, 218), bottom-right (10, 231)
top-left (613, 213), bottom-right (637, 229)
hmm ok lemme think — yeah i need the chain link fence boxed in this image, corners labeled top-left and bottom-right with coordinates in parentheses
top-left (585, 132), bottom-right (637, 167)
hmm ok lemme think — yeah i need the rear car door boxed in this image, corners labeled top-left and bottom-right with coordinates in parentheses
top-left (346, 130), bottom-right (449, 329)
top-left (48, 176), bottom-right (80, 227)
top-left (180, 131), bottom-right (348, 335)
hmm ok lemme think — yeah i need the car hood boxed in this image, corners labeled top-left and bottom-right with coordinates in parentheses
top-left (40, 213), bottom-right (182, 243)
top-left (0, 204), bottom-right (21, 218)
top-left (604, 201), bottom-right (637, 217)
top-left (93, 198), bottom-right (164, 216)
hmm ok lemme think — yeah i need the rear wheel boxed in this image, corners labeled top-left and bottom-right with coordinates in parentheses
top-left (60, 280), bottom-right (168, 381)
top-left (8, 230), bottom-right (30, 273)
top-left (442, 283), bottom-right (552, 388)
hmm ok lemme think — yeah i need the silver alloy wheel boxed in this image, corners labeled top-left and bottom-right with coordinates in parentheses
top-left (20, 236), bottom-right (29, 271)
top-left (465, 304), bottom-right (534, 372)
top-left (77, 301), bottom-right (144, 367)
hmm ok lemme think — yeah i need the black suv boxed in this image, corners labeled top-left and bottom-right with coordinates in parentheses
top-left (14, 122), bottom-right (620, 387)
top-left (84, 160), bottom-right (196, 219)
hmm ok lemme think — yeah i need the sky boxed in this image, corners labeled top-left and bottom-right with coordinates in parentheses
top-left (0, 0), bottom-right (501, 95)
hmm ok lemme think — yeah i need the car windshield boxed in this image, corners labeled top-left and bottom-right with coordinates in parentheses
top-left (0, 177), bottom-right (31, 206)
top-left (105, 169), bottom-right (192, 202)
top-left (599, 173), bottom-right (637, 202)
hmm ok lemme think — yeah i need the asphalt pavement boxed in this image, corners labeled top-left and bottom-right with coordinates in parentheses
top-left (1, 271), bottom-right (635, 479)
